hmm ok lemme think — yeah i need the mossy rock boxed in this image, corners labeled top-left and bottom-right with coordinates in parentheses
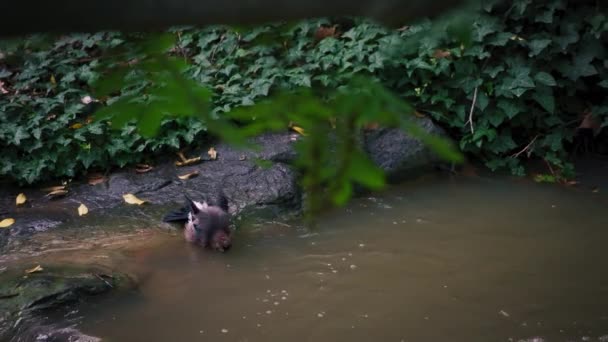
top-left (0, 264), bottom-right (135, 338)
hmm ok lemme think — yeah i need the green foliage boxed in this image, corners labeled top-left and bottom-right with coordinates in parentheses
top-left (389, 0), bottom-right (608, 177)
top-left (0, 33), bottom-right (209, 184)
top-left (1, 0), bottom-right (607, 191)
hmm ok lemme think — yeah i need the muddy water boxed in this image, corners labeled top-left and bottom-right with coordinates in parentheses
top-left (75, 176), bottom-right (608, 342)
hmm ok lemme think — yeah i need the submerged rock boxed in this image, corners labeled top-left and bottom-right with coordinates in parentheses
top-left (0, 265), bottom-right (135, 341)
top-left (14, 325), bottom-right (101, 342)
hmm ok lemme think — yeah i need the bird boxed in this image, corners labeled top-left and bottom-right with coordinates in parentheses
top-left (163, 192), bottom-right (233, 252)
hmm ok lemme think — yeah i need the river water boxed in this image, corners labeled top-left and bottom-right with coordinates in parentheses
top-left (66, 176), bottom-right (608, 341)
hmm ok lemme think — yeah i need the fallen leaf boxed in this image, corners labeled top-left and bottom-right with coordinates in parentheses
top-left (178, 171), bottom-right (199, 180)
top-left (0, 80), bottom-right (9, 94)
top-left (414, 110), bottom-right (426, 118)
top-left (433, 49), bottom-right (451, 59)
top-left (208, 147), bottom-right (218, 160)
top-left (25, 265), bottom-right (43, 274)
top-left (135, 164), bottom-right (154, 173)
top-left (123, 194), bottom-right (147, 205)
top-left (290, 126), bottom-right (307, 136)
top-left (175, 157), bottom-right (201, 167)
top-left (363, 122), bottom-right (380, 131)
top-left (78, 203), bottom-right (88, 216)
top-left (329, 117), bottom-right (337, 129)
top-left (0, 218), bottom-right (15, 228)
top-left (50, 75), bottom-right (57, 85)
top-left (41, 185), bottom-right (66, 192)
top-left (88, 174), bottom-right (107, 185)
top-left (177, 152), bottom-right (188, 163)
top-left (70, 123), bottom-right (83, 129)
top-left (46, 189), bottom-right (68, 198)
top-left (16, 193), bottom-right (27, 205)
top-left (315, 25), bottom-right (337, 41)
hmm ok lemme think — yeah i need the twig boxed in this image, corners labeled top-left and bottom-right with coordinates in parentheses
top-left (466, 87), bottom-right (478, 134)
top-left (544, 159), bottom-right (557, 177)
top-left (270, 221), bottom-right (292, 228)
top-left (94, 273), bottom-right (113, 288)
top-left (511, 134), bottom-right (539, 158)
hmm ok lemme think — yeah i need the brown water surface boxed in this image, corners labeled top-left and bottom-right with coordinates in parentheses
top-left (68, 176), bottom-right (608, 341)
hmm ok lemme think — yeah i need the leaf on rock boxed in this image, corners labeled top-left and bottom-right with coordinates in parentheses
top-left (207, 147), bottom-right (217, 160)
top-left (0, 218), bottom-right (15, 228)
top-left (46, 189), bottom-right (68, 198)
top-left (78, 203), bottom-right (89, 216)
top-left (88, 174), bottom-right (107, 185)
top-left (178, 171), bottom-right (199, 180)
top-left (135, 164), bottom-right (154, 173)
top-left (175, 157), bottom-right (201, 167)
top-left (16, 193), bottom-right (27, 205)
top-left (290, 125), bottom-right (307, 136)
top-left (42, 185), bottom-right (66, 192)
top-left (25, 265), bottom-right (43, 274)
top-left (123, 193), bottom-right (147, 205)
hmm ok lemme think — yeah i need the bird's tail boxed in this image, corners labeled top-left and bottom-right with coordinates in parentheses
top-left (162, 206), bottom-right (190, 223)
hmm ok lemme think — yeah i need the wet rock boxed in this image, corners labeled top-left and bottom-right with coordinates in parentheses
top-left (0, 118), bottom-right (448, 240)
top-left (0, 265), bottom-right (135, 340)
top-left (8, 218), bottom-right (63, 237)
top-left (364, 117), bottom-right (448, 181)
top-left (15, 324), bottom-right (101, 342)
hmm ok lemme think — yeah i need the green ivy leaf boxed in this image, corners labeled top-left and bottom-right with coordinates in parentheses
top-left (532, 91), bottom-right (555, 114)
top-left (497, 99), bottom-right (521, 119)
top-left (527, 39), bottom-right (552, 57)
top-left (534, 72), bottom-right (557, 86)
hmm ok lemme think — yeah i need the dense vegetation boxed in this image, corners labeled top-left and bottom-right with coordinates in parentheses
top-left (0, 0), bottom-right (606, 189)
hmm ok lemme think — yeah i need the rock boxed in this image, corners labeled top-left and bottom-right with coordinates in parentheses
top-left (0, 265), bottom-right (135, 340)
top-left (0, 118), bottom-right (449, 241)
top-left (364, 117), bottom-right (448, 181)
top-left (15, 324), bottom-right (101, 342)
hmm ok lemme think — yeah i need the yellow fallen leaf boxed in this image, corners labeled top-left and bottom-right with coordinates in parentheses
top-left (135, 164), bottom-right (154, 173)
top-left (208, 147), bottom-right (217, 160)
top-left (363, 122), bottom-right (380, 131)
top-left (178, 171), bottom-right (199, 180)
top-left (78, 203), bottom-right (89, 216)
top-left (175, 157), bottom-right (201, 167)
top-left (50, 74), bottom-right (56, 85)
top-left (70, 123), bottom-right (83, 129)
top-left (46, 189), bottom-right (68, 198)
top-left (88, 174), bottom-right (107, 185)
top-left (177, 152), bottom-right (188, 163)
top-left (41, 185), bottom-right (66, 192)
top-left (25, 265), bottom-right (43, 274)
top-left (16, 193), bottom-right (27, 205)
top-left (290, 125), bottom-right (306, 136)
top-left (123, 194), bottom-right (147, 205)
top-left (329, 117), bottom-right (337, 129)
top-left (0, 218), bottom-right (15, 228)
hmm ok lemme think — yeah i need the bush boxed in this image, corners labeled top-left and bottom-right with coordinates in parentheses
top-left (0, 0), bottom-right (606, 185)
